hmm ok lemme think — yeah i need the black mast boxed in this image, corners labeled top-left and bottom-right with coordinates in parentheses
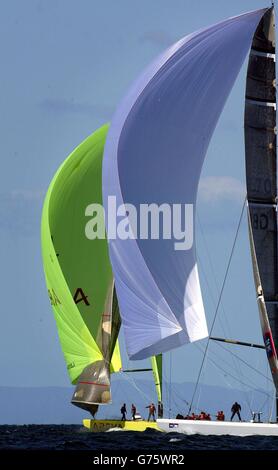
top-left (244, 7), bottom-right (278, 422)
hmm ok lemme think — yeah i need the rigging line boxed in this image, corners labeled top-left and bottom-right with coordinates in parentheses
top-left (195, 341), bottom-right (267, 396)
top-left (196, 212), bottom-right (251, 402)
top-left (170, 380), bottom-right (216, 414)
top-left (191, 345), bottom-right (239, 407)
top-left (196, 348), bottom-right (209, 412)
top-left (191, 308), bottom-right (264, 407)
top-left (170, 383), bottom-right (207, 415)
top-left (162, 349), bottom-right (243, 414)
top-left (188, 196), bottom-right (247, 414)
top-left (196, 212), bottom-right (221, 295)
top-left (189, 352), bottom-right (259, 416)
top-left (171, 383), bottom-right (191, 407)
top-left (162, 364), bottom-right (193, 413)
top-left (266, 359), bottom-right (270, 420)
top-left (197, 254), bottom-right (230, 338)
top-left (257, 365), bottom-right (275, 419)
top-left (170, 390), bottom-right (190, 417)
top-left (270, 389), bottom-right (276, 422)
top-left (168, 371), bottom-right (240, 417)
top-left (192, 346), bottom-right (264, 415)
top-left (195, 344), bottom-right (273, 400)
top-left (190, 344), bottom-right (238, 410)
top-left (259, 394), bottom-right (271, 416)
top-left (171, 396), bottom-right (184, 415)
top-left (197, 252), bottom-right (252, 405)
top-left (249, 355), bottom-right (261, 413)
top-left (266, 358), bottom-right (275, 421)
top-left (213, 341), bottom-right (273, 383)
top-left (120, 370), bottom-right (152, 404)
top-left (196, 211), bottom-right (232, 337)
top-left (194, 343), bottom-right (236, 384)
top-left (169, 351), bottom-right (172, 418)
top-left (193, 343), bottom-right (265, 414)
top-left (163, 362), bottom-right (170, 415)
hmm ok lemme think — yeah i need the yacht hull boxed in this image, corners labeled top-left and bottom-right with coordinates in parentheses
top-left (157, 419), bottom-right (278, 436)
top-left (83, 419), bottom-right (159, 432)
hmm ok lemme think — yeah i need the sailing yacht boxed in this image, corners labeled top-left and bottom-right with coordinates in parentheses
top-left (42, 6), bottom-right (278, 435)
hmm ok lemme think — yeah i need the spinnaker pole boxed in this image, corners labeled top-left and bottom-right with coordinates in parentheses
top-left (210, 336), bottom-right (265, 349)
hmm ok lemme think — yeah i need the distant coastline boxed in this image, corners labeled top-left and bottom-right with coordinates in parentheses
top-left (0, 380), bottom-right (268, 425)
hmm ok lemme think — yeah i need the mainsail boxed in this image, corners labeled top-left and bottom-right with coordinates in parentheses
top-left (245, 8), bottom-right (278, 393)
top-left (103, 9), bottom-right (266, 360)
top-left (41, 124), bottom-right (122, 415)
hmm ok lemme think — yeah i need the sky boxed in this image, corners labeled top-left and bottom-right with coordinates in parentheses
top-left (0, 0), bottom-right (276, 420)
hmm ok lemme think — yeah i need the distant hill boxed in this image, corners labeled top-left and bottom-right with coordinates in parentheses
top-left (0, 378), bottom-right (270, 424)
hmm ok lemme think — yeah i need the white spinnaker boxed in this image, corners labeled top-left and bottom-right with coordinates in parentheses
top-left (103, 9), bottom-right (266, 360)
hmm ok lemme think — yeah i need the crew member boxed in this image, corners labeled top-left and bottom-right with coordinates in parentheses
top-left (231, 402), bottom-right (241, 421)
top-left (146, 403), bottom-right (156, 421)
top-left (217, 410), bottom-right (225, 421)
top-left (131, 403), bottom-right (136, 421)
top-left (121, 403), bottom-right (127, 421)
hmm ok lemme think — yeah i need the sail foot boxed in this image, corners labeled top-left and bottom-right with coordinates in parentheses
top-left (71, 359), bottom-right (111, 416)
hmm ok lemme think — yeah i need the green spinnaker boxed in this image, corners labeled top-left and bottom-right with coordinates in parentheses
top-left (41, 124), bottom-right (122, 389)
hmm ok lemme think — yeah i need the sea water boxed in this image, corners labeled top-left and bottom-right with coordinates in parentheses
top-left (1, 425), bottom-right (278, 451)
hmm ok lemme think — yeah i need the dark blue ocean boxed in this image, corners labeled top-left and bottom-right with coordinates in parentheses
top-left (1, 425), bottom-right (278, 451)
